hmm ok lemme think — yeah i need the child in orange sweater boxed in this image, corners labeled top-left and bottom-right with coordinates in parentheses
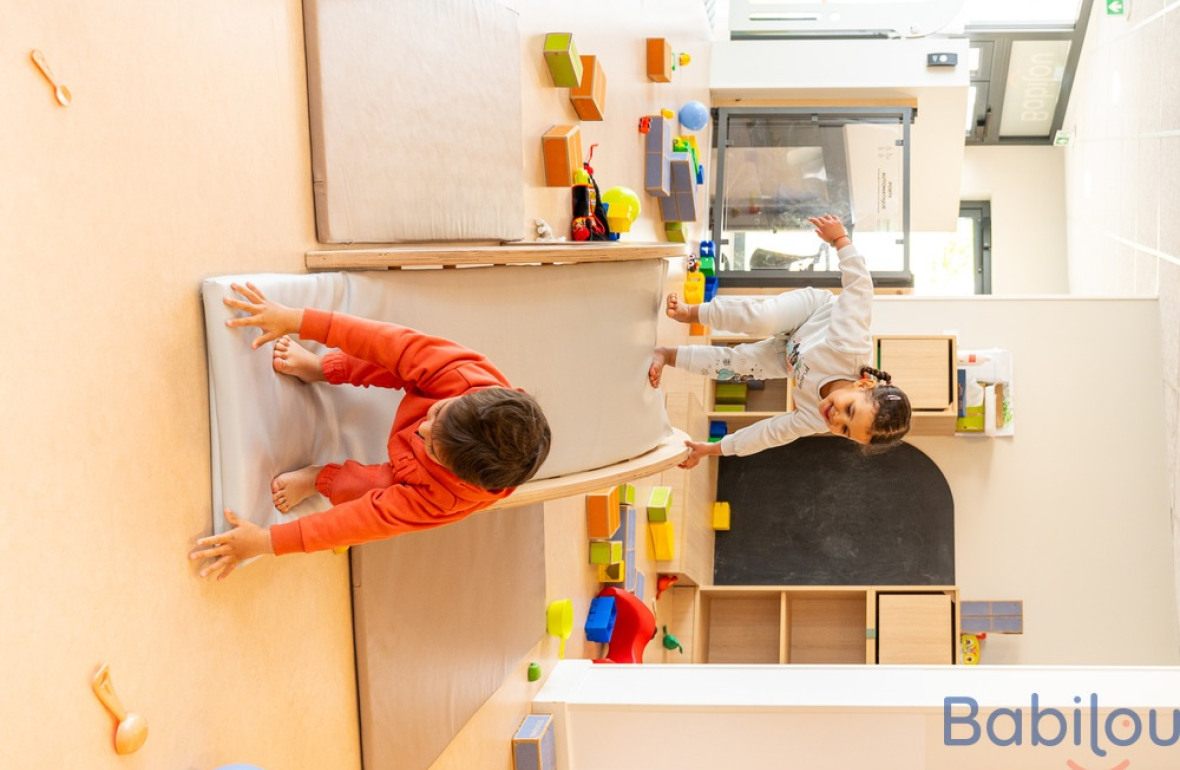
top-left (189, 283), bottom-right (551, 580)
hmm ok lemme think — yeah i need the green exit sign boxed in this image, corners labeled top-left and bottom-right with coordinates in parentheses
top-left (1107, 0), bottom-right (1126, 14)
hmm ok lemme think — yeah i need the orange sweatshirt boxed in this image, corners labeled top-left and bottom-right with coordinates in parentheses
top-left (269, 309), bottom-right (513, 555)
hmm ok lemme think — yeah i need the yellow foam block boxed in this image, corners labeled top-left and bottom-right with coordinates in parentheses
top-left (648, 521), bottom-right (675, 561)
top-left (597, 561), bottom-right (625, 583)
top-left (712, 501), bottom-right (731, 531)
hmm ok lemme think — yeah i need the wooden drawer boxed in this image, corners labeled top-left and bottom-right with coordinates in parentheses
top-left (877, 593), bottom-right (954, 664)
top-left (875, 337), bottom-right (955, 411)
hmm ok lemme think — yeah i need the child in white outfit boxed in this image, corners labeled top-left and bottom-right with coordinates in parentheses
top-left (650, 215), bottom-right (911, 469)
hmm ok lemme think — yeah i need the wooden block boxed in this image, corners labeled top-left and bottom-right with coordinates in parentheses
top-left (688, 322), bottom-right (709, 337)
top-left (597, 560), bottom-right (625, 583)
top-left (589, 539), bottom-right (623, 565)
top-left (648, 521), bottom-right (675, 561)
top-left (569, 55), bottom-right (606, 121)
top-left (512, 713), bottom-right (557, 770)
top-left (585, 486), bottom-right (620, 539)
top-left (664, 221), bottom-right (686, 242)
top-left (646, 37), bottom-right (672, 82)
top-left (713, 404), bottom-right (745, 412)
top-left (543, 33), bottom-right (583, 87)
top-left (541, 125), bottom-right (582, 187)
top-left (646, 486), bottom-right (672, 522)
top-left (617, 483), bottom-right (636, 506)
top-left (712, 501), bottom-right (731, 530)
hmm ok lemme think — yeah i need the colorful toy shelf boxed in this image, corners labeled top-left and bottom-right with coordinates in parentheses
top-left (306, 241), bottom-right (690, 270)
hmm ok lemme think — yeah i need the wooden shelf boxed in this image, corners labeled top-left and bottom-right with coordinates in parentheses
top-left (694, 585), bottom-right (959, 665)
top-left (306, 241), bottom-right (691, 270)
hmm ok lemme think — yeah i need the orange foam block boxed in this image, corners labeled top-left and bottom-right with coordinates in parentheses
top-left (646, 38), bottom-right (671, 83)
top-left (570, 55), bottom-right (606, 121)
top-left (541, 125), bottom-right (582, 187)
top-left (586, 487), bottom-right (620, 539)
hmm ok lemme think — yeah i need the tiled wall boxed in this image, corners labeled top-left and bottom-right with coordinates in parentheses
top-left (1064, 0), bottom-right (1180, 616)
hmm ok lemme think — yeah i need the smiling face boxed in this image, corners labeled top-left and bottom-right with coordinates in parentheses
top-left (817, 380), bottom-right (879, 444)
top-left (417, 396), bottom-right (458, 465)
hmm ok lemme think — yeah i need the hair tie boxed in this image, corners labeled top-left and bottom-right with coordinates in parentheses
top-left (886, 394), bottom-right (901, 401)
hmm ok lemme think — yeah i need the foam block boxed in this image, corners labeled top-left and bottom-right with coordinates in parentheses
top-left (589, 539), bottom-right (623, 565)
top-left (586, 487), bottom-right (621, 539)
top-left (541, 125), bottom-right (582, 187)
top-left (618, 483), bottom-right (636, 506)
top-left (712, 501), bottom-right (731, 531)
top-left (512, 714), bottom-right (557, 770)
top-left (646, 37), bottom-right (671, 82)
top-left (648, 521), bottom-right (675, 561)
top-left (584, 596), bottom-right (618, 642)
top-left (646, 486), bottom-right (673, 522)
top-left (543, 33), bottom-right (583, 87)
top-left (569, 55), bottom-right (606, 121)
top-left (597, 561), bottom-right (625, 583)
top-left (644, 116), bottom-right (671, 196)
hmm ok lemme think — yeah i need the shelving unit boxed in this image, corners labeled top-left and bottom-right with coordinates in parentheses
top-left (693, 585), bottom-right (959, 665)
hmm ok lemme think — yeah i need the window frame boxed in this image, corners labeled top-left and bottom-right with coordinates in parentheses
top-left (711, 105), bottom-right (914, 289)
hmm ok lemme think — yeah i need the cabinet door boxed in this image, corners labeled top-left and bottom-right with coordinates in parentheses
top-left (875, 338), bottom-right (953, 410)
top-left (877, 593), bottom-right (953, 664)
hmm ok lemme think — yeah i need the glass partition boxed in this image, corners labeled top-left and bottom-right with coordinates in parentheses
top-left (711, 107), bottom-right (912, 287)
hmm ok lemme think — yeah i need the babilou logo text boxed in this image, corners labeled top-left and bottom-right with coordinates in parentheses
top-left (945, 694), bottom-right (1180, 757)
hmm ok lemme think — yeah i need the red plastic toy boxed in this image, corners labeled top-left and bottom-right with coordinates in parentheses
top-left (592, 587), bottom-right (656, 664)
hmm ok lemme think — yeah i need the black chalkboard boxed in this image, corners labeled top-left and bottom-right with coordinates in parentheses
top-left (714, 436), bottom-right (954, 585)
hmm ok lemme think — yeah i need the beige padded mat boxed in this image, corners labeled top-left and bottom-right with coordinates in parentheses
top-left (352, 502), bottom-right (545, 770)
top-left (304, 0), bottom-right (524, 243)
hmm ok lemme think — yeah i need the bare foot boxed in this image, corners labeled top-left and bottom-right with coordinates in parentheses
top-left (648, 347), bottom-right (674, 389)
top-left (271, 465), bottom-right (324, 513)
top-left (272, 336), bottom-right (324, 383)
top-left (666, 292), bottom-right (695, 323)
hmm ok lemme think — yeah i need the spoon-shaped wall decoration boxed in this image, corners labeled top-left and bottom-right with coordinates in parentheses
top-left (30, 49), bottom-right (72, 106)
top-left (91, 664), bottom-right (148, 754)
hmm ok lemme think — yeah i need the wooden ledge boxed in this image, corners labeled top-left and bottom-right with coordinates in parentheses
top-left (486, 428), bottom-right (690, 511)
top-left (306, 241), bottom-right (691, 270)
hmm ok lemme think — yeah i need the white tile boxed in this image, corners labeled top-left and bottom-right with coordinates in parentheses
top-left (1161, 260), bottom-right (1180, 385)
top-left (1165, 7), bottom-right (1180, 131)
top-left (1135, 250), bottom-right (1161, 294)
top-left (1137, 137), bottom-right (1161, 250)
top-left (1161, 137), bottom-right (1180, 258)
top-left (1119, 139), bottom-right (1140, 241)
top-left (1134, 21), bottom-right (1165, 136)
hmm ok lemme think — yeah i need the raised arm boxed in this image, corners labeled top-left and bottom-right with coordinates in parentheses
top-left (718, 410), bottom-right (828, 457)
top-left (810, 215), bottom-right (873, 354)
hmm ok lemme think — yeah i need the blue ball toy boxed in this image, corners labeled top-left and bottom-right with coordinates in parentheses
top-left (678, 101), bottom-right (709, 131)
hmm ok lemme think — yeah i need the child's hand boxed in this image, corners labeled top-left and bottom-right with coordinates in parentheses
top-left (189, 509), bottom-right (274, 580)
top-left (224, 282), bottom-right (304, 350)
top-left (808, 214), bottom-right (850, 248)
top-left (678, 439), bottom-right (722, 469)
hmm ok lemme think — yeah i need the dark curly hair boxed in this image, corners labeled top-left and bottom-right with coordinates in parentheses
top-left (434, 387), bottom-right (552, 490)
top-left (859, 366), bottom-right (911, 447)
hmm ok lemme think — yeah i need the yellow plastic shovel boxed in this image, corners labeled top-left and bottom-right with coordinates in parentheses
top-left (546, 599), bottom-right (574, 658)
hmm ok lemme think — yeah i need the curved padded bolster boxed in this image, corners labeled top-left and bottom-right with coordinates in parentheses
top-left (201, 260), bottom-right (673, 532)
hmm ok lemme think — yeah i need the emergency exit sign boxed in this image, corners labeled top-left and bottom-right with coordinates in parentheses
top-left (1107, 0), bottom-right (1125, 15)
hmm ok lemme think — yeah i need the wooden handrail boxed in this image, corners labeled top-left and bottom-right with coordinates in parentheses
top-left (306, 241), bottom-right (690, 270)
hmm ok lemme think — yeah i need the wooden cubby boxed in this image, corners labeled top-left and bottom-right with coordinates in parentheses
top-left (693, 586), bottom-right (959, 665)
